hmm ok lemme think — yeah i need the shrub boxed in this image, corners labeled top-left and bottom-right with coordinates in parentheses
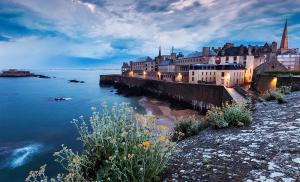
top-left (266, 70), bottom-right (300, 75)
top-left (276, 86), bottom-right (291, 95)
top-left (206, 107), bottom-right (228, 128)
top-left (26, 103), bottom-right (174, 182)
top-left (223, 102), bottom-right (252, 127)
top-left (206, 101), bottom-right (252, 129)
top-left (277, 97), bottom-right (287, 104)
top-left (171, 116), bottom-right (207, 141)
top-left (265, 91), bottom-right (279, 101)
top-left (264, 90), bottom-right (288, 104)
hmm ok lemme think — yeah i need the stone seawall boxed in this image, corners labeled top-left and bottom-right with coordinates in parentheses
top-left (254, 74), bottom-right (300, 93)
top-left (100, 75), bottom-right (233, 111)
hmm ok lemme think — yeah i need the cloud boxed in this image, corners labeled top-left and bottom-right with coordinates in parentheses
top-left (0, 0), bottom-right (300, 68)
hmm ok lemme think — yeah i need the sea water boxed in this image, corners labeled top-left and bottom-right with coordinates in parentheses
top-left (0, 69), bottom-right (145, 181)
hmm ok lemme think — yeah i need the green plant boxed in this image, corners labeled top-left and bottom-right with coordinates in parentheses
top-left (265, 91), bottom-right (279, 101)
top-left (206, 101), bottom-right (252, 129)
top-left (266, 70), bottom-right (300, 75)
top-left (26, 103), bottom-right (174, 182)
top-left (171, 116), bottom-right (207, 141)
top-left (276, 86), bottom-right (291, 95)
top-left (223, 102), bottom-right (251, 126)
top-left (206, 107), bottom-right (228, 128)
top-left (264, 89), bottom-right (289, 104)
top-left (277, 97), bottom-right (287, 104)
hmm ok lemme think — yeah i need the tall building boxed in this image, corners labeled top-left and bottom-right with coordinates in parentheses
top-left (277, 19), bottom-right (300, 70)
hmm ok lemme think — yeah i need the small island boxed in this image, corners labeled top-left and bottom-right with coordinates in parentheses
top-left (0, 69), bottom-right (50, 78)
top-left (68, 79), bottom-right (85, 83)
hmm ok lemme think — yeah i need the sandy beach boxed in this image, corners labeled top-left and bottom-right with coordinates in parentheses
top-left (138, 97), bottom-right (201, 128)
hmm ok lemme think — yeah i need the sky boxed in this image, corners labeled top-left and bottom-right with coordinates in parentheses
top-left (0, 0), bottom-right (300, 69)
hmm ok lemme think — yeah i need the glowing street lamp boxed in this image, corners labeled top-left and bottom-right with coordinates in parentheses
top-left (176, 73), bottom-right (182, 82)
top-left (129, 71), bottom-right (133, 77)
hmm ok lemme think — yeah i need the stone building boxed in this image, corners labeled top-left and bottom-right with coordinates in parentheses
top-left (121, 62), bottom-right (130, 75)
top-left (189, 64), bottom-right (245, 87)
top-left (158, 59), bottom-right (189, 82)
top-left (129, 56), bottom-right (154, 78)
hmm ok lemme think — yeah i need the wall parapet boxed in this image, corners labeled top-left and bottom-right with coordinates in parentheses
top-left (100, 75), bottom-right (233, 111)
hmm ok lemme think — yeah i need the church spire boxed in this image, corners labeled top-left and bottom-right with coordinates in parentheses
top-left (159, 46), bottom-right (161, 57)
top-left (280, 18), bottom-right (288, 50)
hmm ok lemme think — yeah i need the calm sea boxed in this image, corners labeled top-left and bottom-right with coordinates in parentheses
top-left (0, 69), bottom-right (146, 181)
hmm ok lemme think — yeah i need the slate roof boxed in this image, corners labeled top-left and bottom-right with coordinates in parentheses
top-left (190, 63), bottom-right (245, 70)
top-left (134, 56), bottom-right (154, 62)
top-left (178, 50), bottom-right (217, 59)
top-left (159, 59), bottom-right (173, 66)
top-left (218, 46), bottom-right (249, 56)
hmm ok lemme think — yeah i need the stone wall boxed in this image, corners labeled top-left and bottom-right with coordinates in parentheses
top-left (99, 74), bottom-right (121, 85)
top-left (254, 74), bottom-right (300, 93)
top-left (100, 75), bottom-right (233, 110)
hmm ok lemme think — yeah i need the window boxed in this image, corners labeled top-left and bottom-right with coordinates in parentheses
top-left (221, 72), bottom-right (225, 77)
top-left (192, 77), bottom-right (194, 81)
top-left (234, 56), bottom-right (237, 61)
top-left (226, 57), bottom-right (229, 62)
top-left (192, 71), bottom-right (194, 75)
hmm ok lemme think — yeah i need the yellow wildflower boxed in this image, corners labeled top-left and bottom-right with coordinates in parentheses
top-left (128, 153), bottom-right (134, 159)
top-left (72, 156), bottom-right (80, 164)
top-left (159, 136), bottom-right (166, 142)
top-left (141, 141), bottom-right (151, 150)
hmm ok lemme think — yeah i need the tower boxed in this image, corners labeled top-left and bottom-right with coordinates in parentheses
top-left (280, 18), bottom-right (288, 50)
top-left (159, 46), bottom-right (161, 57)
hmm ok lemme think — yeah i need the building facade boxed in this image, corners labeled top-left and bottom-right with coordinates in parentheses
top-left (189, 64), bottom-right (245, 87)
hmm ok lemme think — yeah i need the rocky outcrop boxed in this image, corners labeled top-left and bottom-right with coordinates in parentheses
top-left (163, 92), bottom-right (300, 182)
top-left (0, 69), bottom-right (50, 78)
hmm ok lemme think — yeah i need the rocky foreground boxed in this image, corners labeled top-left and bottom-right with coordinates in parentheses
top-left (163, 92), bottom-right (300, 182)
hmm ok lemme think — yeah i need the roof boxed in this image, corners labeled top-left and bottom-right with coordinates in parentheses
top-left (159, 59), bottom-right (173, 66)
top-left (218, 46), bottom-right (249, 56)
top-left (133, 56), bottom-right (154, 62)
top-left (190, 63), bottom-right (245, 70)
top-left (178, 49), bottom-right (217, 59)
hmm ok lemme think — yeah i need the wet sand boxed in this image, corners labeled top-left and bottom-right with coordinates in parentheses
top-left (138, 97), bottom-right (201, 128)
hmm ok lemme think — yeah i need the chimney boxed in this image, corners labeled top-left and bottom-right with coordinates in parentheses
top-left (272, 41), bottom-right (277, 53)
top-left (248, 46), bottom-right (252, 55)
top-left (202, 47), bottom-right (210, 57)
top-left (239, 45), bottom-right (244, 55)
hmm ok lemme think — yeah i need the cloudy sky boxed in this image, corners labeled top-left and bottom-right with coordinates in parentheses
top-left (0, 0), bottom-right (300, 68)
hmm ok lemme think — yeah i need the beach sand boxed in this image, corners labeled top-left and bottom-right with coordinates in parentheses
top-left (138, 97), bottom-right (201, 128)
